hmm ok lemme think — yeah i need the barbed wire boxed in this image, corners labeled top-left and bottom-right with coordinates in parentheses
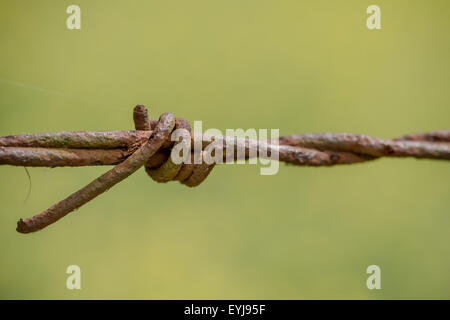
top-left (1, 105), bottom-right (449, 234)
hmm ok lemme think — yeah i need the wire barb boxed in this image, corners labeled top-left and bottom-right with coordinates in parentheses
top-left (0, 105), bottom-right (448, 233)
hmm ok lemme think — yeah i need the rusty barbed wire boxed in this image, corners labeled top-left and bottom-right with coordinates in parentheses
top-left (0, 105), bottom-right (449, 234)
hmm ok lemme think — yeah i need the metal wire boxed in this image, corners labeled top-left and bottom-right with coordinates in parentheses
top-left (1, 105), bottom-right (449, 234)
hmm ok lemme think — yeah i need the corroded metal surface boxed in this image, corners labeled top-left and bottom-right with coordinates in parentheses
top-left (0, 105), bottom-right (447, 234)
top-left (16, 112), bottom-right (176, 234)
top-left (279, 133), bottom-right (450, 159)
top-left (0, 130), bottom-right (151, 149)
top-left (0, 147), bottom-right (128, 167)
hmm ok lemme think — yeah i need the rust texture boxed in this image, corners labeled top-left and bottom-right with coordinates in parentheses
top-left (0, 130), bottom-right (151, 149)
top-left (1, 131), bottom-right (448, 167)
top-left (278, 133), bottom-right (450, 160)
top-left (0, 147), bottom-right (129, 167)
top-left (0, 105), bottom-right (447, 233)
top-left (394, 130), bottom-right (450, 143)
top-left (133, 105), bottom-right (152, 131)
top-left (16, 112), bottom-right (175, 233)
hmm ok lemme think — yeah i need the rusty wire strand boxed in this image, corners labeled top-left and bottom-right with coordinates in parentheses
top-left (16, 111), bottom-right (176, 233)
top-left (2, 131), bottom-right (450, 166)
top-left (0, 105), bottom-right (449, 233)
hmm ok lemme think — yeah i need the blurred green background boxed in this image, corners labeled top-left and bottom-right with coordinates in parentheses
top-left (0, 0), bottom-right (449, 299)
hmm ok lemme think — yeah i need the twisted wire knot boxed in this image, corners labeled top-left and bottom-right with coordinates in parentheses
top-left (134, 105), bottom-right (214, 188)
